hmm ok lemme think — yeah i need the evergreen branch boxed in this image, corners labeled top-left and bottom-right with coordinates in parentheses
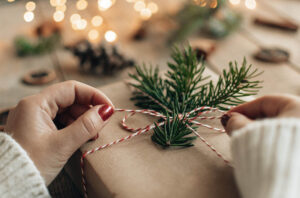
top-left (130, 45), bottom-right (262, 148)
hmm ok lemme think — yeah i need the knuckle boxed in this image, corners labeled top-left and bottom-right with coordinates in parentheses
top-left (81, 116), bottom-right (96, 137)
top-left (18, 97), bottom-right (35, 108)
top-left (17, 95), bottom-right (43, 111)
top-left (64, 80), bottom-right (78, 87)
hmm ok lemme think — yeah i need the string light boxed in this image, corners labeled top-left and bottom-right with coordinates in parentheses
top-left (50, 0), bottom-right (66, 7)
top-left (91, 16), bottom-right (103, 27)
top-left (76, 19), bottom-right (87, 30)
top-left (20, 0), bottom-right (162, 37)
top-left (53, 10), bottom-right (64, 22)
top-left (98, 0), bottom-right (115, 11)
top-left (70, 13), bottom-right (81, 23)
top-left (7, 0), bottom-right (15, 2)
top-left (134, 1), bottom-right (145, 12)
top-left (24, 11), bottom-right (34, 22)
top-left (88, 29), bottom-right (99, 41)
top-left (70, 14), bottom-right (87, 31)
top-left (25, 1), bottom-right (36, 11)
top-left (245, 0), bottom-right (256, 9)
top-left (76, 0), bottom-right (88, 10)
top-left (147, 2), bottom-right (158, 14)
top-left (229, 0), bottom-right (240, 5)
top-left (140, 8), bottom-right (152, 20)
top-left (105, 30), bottom-right (117, 43)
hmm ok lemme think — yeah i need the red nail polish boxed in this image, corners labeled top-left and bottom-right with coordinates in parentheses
top-left (92, 133), bottom-right (99, 140)
top-left (98, 105), bottom-right (114, 121)
top-left (221, 114), bottom-right (231, 128)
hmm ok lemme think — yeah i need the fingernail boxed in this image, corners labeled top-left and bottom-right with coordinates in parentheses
top-left (221, 114), bottom-right (231, 128)
top-left (98, 105), bottom-right (114, 121)
top-left (92, 133), bottom-right (99, 140)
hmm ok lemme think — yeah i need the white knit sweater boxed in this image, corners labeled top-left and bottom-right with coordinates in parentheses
top-left (0, 133), bottom-right (50, 198)
top-left (231, 118), bottom-right (300, 198)
top-left (0, 118), bottom-right (299, 198)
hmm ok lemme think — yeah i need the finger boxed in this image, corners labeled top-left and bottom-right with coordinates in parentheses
top-left (65, 104), bottom-right (90, 119)
top-left (40, 81), bottom-right (114, 119)
top-left (57, 104), bottom-right (114, 154)
top-left (224, 113), bottom-right (252, 136)
top-left (228, 95), bottom-right (296, 119)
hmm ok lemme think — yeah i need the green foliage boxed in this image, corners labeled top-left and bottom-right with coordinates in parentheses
top-left (14, 33), bottom-right (61, 57)
top-left (170, 0), bottom-right (241, 42)
top-left (130, 46), bottom-right (262, 148)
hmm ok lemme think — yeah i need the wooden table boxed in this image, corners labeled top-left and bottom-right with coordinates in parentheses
top-left (0, 0), bottom-right (299, 107)
top-left (0, 0), bottom-right (299, 196)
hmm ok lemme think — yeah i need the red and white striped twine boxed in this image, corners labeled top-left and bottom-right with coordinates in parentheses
top-left (80, 106), bottom-right (231, 198)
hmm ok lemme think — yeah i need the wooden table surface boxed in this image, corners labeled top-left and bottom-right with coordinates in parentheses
top-left (0, 0), bottom-right (299, 110)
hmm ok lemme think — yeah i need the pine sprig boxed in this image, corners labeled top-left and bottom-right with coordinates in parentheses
top-left (129, 45), bottom-right (262, 148)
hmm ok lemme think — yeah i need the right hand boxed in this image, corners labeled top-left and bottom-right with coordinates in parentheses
top-left (222, 94), bottom-right (300, 135)
top-left (4, 80), bottom-right (114, 185)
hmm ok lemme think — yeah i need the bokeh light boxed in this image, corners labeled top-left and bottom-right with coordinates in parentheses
top-left (53, 10), bottom-right (64, 22)
top-left (70, 13), bottom-right (81, 23)
top-left (98, 0), bottom-right (114, 11)
top-left (76, 0), bottom-right (88, 10)
top-left (147, 2), bottom-right (158, 13)
top-left (25, 1), bottom-right (36, 11)
top-left (245, 0), bottom-right (256, 9)
top-left (229, 0), bottom-right (241, 5)
top-left (91, 16), bottom-right (103, 27)
top-left (88, 29), bottom-right (99, 41)
top-left (140, 8), bottom-right (152, 20)
top-left (76, 19), bottom-right (87, 30)
top-left (105, 30), bottom-right (117, 42)
top-left (134, 1), bottom-right (145, 12)
top-left (24, 11), bottom-right (34, 22)
top-left (50, 0), bottom-right (66, 7)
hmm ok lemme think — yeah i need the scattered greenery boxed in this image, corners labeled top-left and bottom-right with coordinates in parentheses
top-left (170, 0), bottom-right (241, 42)
top-left (130, 46), bottom-right (262, 148)
top-left (14, 33), bottom-right (61, 57)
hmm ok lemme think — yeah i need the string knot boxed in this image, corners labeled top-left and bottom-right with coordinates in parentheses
top-left (178, 113), bottom-right (184, 120)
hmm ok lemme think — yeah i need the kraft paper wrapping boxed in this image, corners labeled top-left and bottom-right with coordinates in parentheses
top-left (66, 68), bottom-right (242, 198)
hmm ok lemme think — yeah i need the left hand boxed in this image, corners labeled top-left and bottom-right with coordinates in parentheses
top-left (221, 94), bottom-right (300, 135)
top-left (4, 81), bottom-right (114, 185)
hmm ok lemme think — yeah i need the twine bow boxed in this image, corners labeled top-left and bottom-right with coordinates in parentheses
top-left (80, 106), bottom-right (231, 198)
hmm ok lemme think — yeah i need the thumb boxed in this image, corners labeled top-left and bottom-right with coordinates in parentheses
top-left (58, 104), bottom-right (114, 153)
top-left (221, 112), bottom-right (252, 136)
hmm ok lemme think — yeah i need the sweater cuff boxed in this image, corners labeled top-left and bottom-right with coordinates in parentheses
top-left (0, 132), bottom-right (50, 198)
top-left (231, 118), bottom-right (300, 198)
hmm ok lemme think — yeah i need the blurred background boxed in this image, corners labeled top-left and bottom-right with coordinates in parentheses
top-left (1, 0), bottom-right (299, 109)
top-left (0, 0), bottom-right (299, 196)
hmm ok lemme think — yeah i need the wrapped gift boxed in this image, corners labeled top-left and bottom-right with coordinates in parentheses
top-left (66, 68), bottom-right (244, 198)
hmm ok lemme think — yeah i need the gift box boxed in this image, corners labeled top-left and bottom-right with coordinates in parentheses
top-left (66, 68), bottom-right (243, 198)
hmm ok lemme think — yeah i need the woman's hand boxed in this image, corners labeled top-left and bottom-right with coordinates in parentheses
top-left (4, 81), bottom-right (114, 185)
top-left (222, 94), bottom-right (300, 135)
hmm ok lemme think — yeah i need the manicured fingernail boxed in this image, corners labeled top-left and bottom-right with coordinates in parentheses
top-left (221, 114), bottom-right (231, 128)
top-left (92, 133), bottom-right (99, 140)
top-left (98, 105), bottom-right (114, 121)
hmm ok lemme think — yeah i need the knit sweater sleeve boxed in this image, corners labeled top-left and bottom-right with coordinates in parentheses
top-left (0, 132), bottom-right (50, 198)
top-left (231, 118), bottom-right (300, 198)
